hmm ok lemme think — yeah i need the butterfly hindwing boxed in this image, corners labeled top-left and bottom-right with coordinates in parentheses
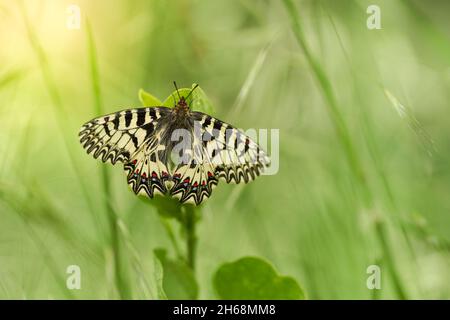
top-left (170, 150), bottom-right (219, 205)
top-left (124, 137), bottom-right (171, 198)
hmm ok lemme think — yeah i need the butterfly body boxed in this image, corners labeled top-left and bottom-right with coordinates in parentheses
top-left (79, 92), bottom-right (269, 205)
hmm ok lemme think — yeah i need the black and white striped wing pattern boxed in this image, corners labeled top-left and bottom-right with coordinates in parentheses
top-left (79, 107), bottom-right (270, 206)
top-left (79, 107), bottom-right (169, 164)
top-left (169, 142), bottom-right (219, 205)
top-left (79, 107), bottom-right (174, 198)
top-left (123, 139), bottom-right (171, 198)
top-left (169, 113), bottom-right (270, 205)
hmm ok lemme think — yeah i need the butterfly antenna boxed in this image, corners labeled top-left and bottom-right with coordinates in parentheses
top-left (173, 81), bottom-right (181, 100)
top-left (171, 93), bottom-right (176, 107)
top-left (185, 84), bottom-right (199, 101)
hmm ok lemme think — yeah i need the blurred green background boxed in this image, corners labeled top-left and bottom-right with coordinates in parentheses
top-left (1, 0), bottom-right (450, 299)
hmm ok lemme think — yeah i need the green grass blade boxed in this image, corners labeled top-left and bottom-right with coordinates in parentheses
top-left (18, 1), bottom-right (101, 236)
top-left (282, 0), bottom-right (408, 299)
top-left (86, 19), bottom-right (131, 299)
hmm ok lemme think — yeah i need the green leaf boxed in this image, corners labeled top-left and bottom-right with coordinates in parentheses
top-left (213, 256), bottom-right (305, 300)
top-left (189, 85), bottom-right (215, 114)
top-left (154, 248), bottom-right (199, 300)
top-left (162, 83), bottom-right (215, 114)
top-left (139, 84), bottom-right (214, 114)
top-left (151, 252), bottom-right (168, 300)
top-left (139, 88), bottom-right (163, 106)
top-left (162, 88), bottom-right (192, 108)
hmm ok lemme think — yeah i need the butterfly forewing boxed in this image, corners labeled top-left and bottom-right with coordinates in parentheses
top-left (193, 112), bottom-right (270, 184)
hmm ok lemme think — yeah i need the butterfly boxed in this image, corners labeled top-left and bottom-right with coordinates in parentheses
top-left (79, 83), bottom-right (270, 205)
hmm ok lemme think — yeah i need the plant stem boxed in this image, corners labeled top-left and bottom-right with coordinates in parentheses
top-left (375, 220), bottom-right (407, 299)
top-left (102, 180), bottom-right (131, 298)
top-left (159, 216), bottom-right (184, 260)
top-left (184, 206), bottom-right (197, 270)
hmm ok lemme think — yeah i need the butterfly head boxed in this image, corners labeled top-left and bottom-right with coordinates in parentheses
top-left (173, 96), bottom-right (190, 116)
top-left (172, 82), bottom-right (199, 116)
